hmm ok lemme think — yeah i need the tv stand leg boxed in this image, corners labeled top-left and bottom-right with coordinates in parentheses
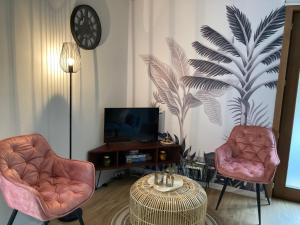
top-left (96, 170), bottom-right (102, 190)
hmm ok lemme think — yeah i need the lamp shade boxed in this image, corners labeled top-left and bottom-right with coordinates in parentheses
top-left (60, 42), bottom-right (81, 73)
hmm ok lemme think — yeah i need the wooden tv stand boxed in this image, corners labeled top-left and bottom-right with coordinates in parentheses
top-left (88, 141), bottom-right (181, 188)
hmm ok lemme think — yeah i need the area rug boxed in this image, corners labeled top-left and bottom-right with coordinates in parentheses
top-left (111, 205), bottom-right (219, 225)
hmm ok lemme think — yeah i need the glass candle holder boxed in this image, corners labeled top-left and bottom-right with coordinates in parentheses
top-left (103, 155), bottom-right (111, 167)
top-left (154, 172), bottom-right (164, 185)
top-left (166, 173), bottom-right (174, 187)
top-left (159, 150), bottom-right (167, 161)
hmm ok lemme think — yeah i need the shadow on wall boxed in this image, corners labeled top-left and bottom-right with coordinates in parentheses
top-left (35, 95), bottom-right (69, 157)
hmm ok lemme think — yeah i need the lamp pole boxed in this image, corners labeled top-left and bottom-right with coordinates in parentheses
top-left (69, 65), bottom-right (73, 159)
top-left (67, 58), bottom-right (74, 159)
top-left (58, 42), bottom-right (81, 222)
top-left (60, 42), bottom-right (80, 160)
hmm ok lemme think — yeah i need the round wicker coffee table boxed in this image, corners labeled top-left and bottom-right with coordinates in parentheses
top-left (130, 174), bottom-right (207, 225)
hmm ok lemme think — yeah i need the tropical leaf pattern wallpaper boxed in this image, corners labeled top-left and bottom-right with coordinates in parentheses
top-left (142, 38), bottom-right (225, 144)
top-left (183, 6), bottom-right (285, 127)
top-left (128, 0), bottom-right (285, 193)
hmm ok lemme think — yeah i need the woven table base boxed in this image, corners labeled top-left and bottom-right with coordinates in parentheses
top-left (130, 174), bottom-right (207, 225)
top-left (111, 206), bottom-right (219, 225)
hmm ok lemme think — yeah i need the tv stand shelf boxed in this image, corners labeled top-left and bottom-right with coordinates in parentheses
top-left (88, 141), bottom-right (181, 189)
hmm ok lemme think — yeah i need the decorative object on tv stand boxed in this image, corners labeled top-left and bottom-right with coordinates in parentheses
top-left (159, 150), bottom-right (167, 161)
top-left (104, 155), bottom-right (111, 167)
top-left (160, 132), bottom-right (174, 145)
top-left (60, 42), bottom-right (81, 159)
top-left (70, 5), bottom-right (102, 50)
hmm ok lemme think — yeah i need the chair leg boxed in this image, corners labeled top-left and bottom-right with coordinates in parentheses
top-left (78, 215), bottom-right (85, 225)
top-left (256, 183), bottom-right (262, 225)
top-left (215, 177), bottom-right (229, 210)
top-left (7, 209), bottom-right (18, 225)
top-left (77, 209), bottom-right (85, 225)
top-left (96, 170), bottom-right (102, 190)
top-left (263, 184), bottom-right (271, 205)
top-left (205, 167), bottom-right (210, 188)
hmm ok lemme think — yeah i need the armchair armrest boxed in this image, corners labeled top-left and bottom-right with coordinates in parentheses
top-left (53, 156), bottom-right (95, 189)
top-left (264, 149), bottom-right (280, 182)
top-left (0, 175), bottom-right (47, 221)
top-left (215, 143), bottom-right (233, 169)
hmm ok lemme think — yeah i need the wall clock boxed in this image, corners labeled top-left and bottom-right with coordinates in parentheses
top-left (70, 5), bottom-right (102, 50)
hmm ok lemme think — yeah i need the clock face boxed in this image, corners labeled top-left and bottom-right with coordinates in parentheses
top-left (70, 5), bottom-right (102, 50)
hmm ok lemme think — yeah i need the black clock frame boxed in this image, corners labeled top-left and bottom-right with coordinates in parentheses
top-left (70, 5), bottom-right (102, 50)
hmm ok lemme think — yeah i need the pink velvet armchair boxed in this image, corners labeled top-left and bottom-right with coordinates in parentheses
top-left (0, 134), bottom-right (95, 225)
top-left (215, 125), bottom-right (280, 225)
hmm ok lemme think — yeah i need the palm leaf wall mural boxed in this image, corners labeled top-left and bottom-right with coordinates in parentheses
top-left (142, 38), bottom-right (225, 144)
top-left (182, 6), bottom-right (285, 127)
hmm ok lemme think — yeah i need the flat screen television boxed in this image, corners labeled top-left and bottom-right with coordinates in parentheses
top-left (104, 108), bottom-right (159, 143)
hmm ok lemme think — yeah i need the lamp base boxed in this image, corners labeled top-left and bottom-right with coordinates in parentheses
top-left (58, 208), bottom-right (82, 222)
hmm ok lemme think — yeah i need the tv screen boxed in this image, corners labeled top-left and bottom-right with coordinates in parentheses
top-left (104, 108), bottom-right (159, 143)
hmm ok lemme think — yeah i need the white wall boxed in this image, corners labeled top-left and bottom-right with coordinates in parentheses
top-left (0, 0), bottom-right (129, 224)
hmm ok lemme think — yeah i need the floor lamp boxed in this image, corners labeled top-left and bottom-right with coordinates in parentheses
top-left (60, 42), bottom-right (81, 159)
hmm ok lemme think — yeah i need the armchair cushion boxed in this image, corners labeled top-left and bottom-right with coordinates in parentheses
top-left (216, 152), bottom-right (265, 183)
top-left (35, 176), bottom-right (92, 218)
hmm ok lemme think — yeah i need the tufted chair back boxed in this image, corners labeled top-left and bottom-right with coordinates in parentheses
top-left (227, 125), bottom-right (276, 163)
top-left (0, 134), bottom-right (66, 187)
top-left (0, 134), bottom-right (95, 223)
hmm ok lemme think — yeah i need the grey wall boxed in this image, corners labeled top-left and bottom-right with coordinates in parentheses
top-left (0, 0), bottom-right (129, 224)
